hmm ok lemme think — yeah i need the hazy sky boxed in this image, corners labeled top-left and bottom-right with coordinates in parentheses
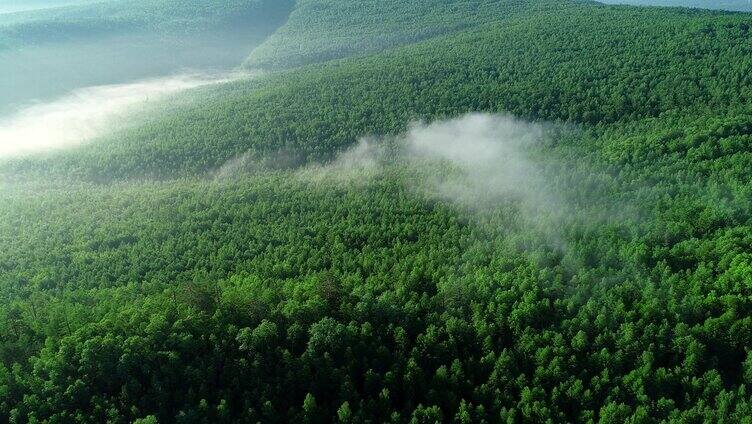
top-left (0, 1), bottom-right (106, 14)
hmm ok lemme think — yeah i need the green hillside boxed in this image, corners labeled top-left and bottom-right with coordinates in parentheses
top-left (243, 0), bottom-right (564, 69)
top-left (3, 0), bottom-right (752, 422)
top-left (8, 0), bottom-right (752, 181)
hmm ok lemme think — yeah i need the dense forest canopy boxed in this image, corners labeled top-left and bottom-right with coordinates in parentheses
top-left (243, 0), bottom-right (565, 69)
top-left (2, 0), bottom-right (752, 422)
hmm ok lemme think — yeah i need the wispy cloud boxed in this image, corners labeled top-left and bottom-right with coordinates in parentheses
top-left (293, 113), bottom-right (568, 247)
top-left (0, 71), bottom-right (251, 159)
top-left (302, 113), bottom-right (552, 207)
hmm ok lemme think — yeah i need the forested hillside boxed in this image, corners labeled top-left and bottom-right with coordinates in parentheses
top-left (8, 0), bottom-right (752, 180)
top-left (244, 0), bottom-right (563, 69)
top-left (3, 0), bottom-right (752, 422)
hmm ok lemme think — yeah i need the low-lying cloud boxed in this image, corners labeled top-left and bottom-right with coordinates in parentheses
top-left (309, 113), bottom-right (553, 207)
top-left (402, 113), bottom-right (547, 207)
top-left (0, 71), bottom-right (251, 159)
top-left (301, 113), bottom-right (566, 245)
top-left (214, 113), bottom-right (580, 251)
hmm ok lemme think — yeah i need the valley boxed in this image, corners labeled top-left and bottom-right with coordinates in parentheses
top-left (1, 0), bottom-right (752, 422)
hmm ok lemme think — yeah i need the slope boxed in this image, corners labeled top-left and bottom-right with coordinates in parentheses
top-left (5, 0), bottom-right (751, 181)
top-left (243, 0), bottom-right (567, 69)
top-left (0, 0), bottom-right (290, 48)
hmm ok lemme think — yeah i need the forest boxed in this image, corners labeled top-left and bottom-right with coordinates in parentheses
top-left (2, 0), bottom-right (752, 422)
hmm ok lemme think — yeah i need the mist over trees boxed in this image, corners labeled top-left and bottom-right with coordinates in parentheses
top-left (2, 0), bottom-right (752, 422)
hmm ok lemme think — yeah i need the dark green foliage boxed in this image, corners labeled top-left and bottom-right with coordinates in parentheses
top-left (2, 0), bottom-right (752, 422)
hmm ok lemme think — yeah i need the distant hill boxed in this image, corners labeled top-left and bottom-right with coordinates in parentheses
top-left (16, 0), bottom-right (752, 181)
top-left (244, 0), bottom-right (566, 70)
top-left (0, 0), bottom-right (290, 48)
top-left (0, 0), bottom-right (108, 15)
top-left (0, 0), bottom-right (293, 113)
top-left (597, 0), bottom-right (752, 12)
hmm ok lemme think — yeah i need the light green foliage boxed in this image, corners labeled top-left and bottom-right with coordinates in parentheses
top-left (244, 0), bottom-right (564, 69)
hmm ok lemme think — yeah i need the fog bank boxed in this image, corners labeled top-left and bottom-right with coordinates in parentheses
top-left (322, 113), bottom-right (567, 248)
top-left (0, 72), bottom-right (249, 159)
